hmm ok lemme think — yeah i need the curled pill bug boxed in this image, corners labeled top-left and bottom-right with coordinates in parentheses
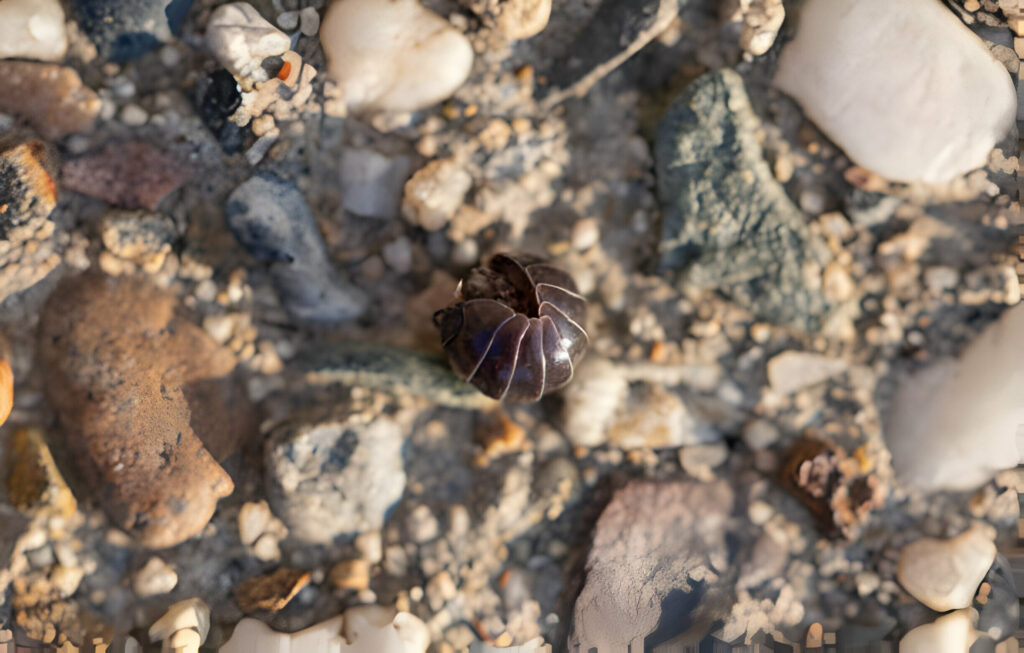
top-left (433, 253), bottom-right (588, 402)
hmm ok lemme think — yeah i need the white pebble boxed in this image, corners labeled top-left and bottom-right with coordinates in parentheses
top-left (766, 351), bottom-right (847, 395)
top-left (899, 609), bottom-right (976, 653)
top-left (320, 0), bottom-right (474, 113)
top-left (742, 419), bottom-right (779, 450)
top-left (774, 0), bottom-right (1016, 183)
top-left (897, 523), bottom-right (996, 612)
top-left (120, 104), bottom-right (149, 126)
top-left (571, 218), bottom-right (600, 251)
top-left (299, 7), bottom-right (321, 36)
top-left (0, 0), bottom-right (67, 62)
top-left (206, 2), bottom-right (292, 82)
top-left (132, 557), bottom-right (178, 597)
top-left (382, 237), bottom-right (413, 274)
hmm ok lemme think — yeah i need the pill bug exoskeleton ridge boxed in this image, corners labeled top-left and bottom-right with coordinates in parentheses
top-left (433, 253), bottom-right (588, 402)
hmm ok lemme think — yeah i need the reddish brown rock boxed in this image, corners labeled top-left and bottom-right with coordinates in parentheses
top-left (0, 137), bottom-right (62, 303)
top-left (0, 62), bottom-right (100, 140)
top-left (235, 568), bottom-right (311, 613)
top-left (780, 438), bottom-right (886, 539)
top-left (38, 273), bottom-right (253, 548)
top-left (61, 141), bottom-right (190, 211)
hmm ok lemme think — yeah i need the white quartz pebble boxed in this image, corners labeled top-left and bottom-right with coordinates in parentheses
top-left (0, 0), bottom-right (67, 62)
top-left (766, 351), bottom-right (847, 395)
top-left (206, 2), bottom-right (292, 82)
top-left (886, 303), bottom-right (1024, 491)
top-left (217, 608), bottom-right (428, 653)
top-left (897, 524), bottom-right (996, 612)
top-left (320, 0), bottom-right (473, 113)
top-left (774, 0), bottom-right (1016, 184)
top-left (899, 609), bottom-right (977, 653)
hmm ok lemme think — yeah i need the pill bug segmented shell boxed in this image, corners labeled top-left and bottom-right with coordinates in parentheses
top-left (433, 253), bottom-right (589, 402)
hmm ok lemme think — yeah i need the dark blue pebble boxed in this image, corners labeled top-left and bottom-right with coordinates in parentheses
top-left (73, 0), bottom-right (194, 62)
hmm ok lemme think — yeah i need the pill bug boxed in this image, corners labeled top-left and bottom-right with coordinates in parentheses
top-left (433, 253), bottom-right (588, 402)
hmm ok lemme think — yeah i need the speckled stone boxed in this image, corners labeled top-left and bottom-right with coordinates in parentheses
top-left (72, 0), bottom-right (193, 62)
top-left (656, 69), bottom-right (832, 332)
top-left (38, 273), bottom-right (253, 548)
top-left (0, 61), bottom-right (100, 140)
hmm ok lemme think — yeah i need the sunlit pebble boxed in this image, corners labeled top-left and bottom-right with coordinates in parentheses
top-left (571, 218), bottom-right (599, 251)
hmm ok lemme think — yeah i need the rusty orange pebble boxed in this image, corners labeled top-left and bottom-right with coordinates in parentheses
top-left (277, 60), bottom-right (292, 81)
top-left (0, 357), bottom-right (11, 428)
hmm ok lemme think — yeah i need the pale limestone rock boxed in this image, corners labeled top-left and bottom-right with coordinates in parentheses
top-left (321, 0), bottom-right (473, 113)
top-left (132, 557), bottom-right (178, 597)
top-left (206, 3), bottom-right (292, 82)
top-left (897, 524), bottom-right (996, 612)
top-left (899, 609), bottom-right (978, 653)
top-left (402, 158), bottom-right (473, 231)
top-left (498, 0), bottom-right (552, 40)
top-left (0, 0), bottom-right (67, 62)
top-left (218, 608), bottom-right (428, 653)
top-left (148, 598), bottom-right (210, 647)
top-left (766, 351), bottom-right (847, 395)
top-left (561, 357), bottom-right (629, 448)
top-left (886, 304), bottom-right (1024, 491)
top-left (774, 0), bottom-right (1016, 183)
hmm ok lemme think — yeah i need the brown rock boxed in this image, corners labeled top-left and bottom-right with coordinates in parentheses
top-left (38, 273), bottom-right (253, 548)
top-left (5, 427), bottom-right (76, 519)
top-left (328, 559), bottom-right (370, 591)
top-left (0, 62), bottom-right (100, 140)
top-left (62, 141), bottom-right (190, 211)
top-left (570, 480), bottom-right (734, 651)
top-left (780, 438), bottom-right (886, 539)
top-left (0, 138), bottom-right (62, 303)
top-left (0, 358), bottom-right (11, 429)
top-left (235, 568), bottom-right (311, 613)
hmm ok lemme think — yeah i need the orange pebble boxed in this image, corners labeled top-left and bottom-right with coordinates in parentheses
top-left (0, 359), bottom-right (11, 427)
top-left (277, 61), bottom-right (292, 81)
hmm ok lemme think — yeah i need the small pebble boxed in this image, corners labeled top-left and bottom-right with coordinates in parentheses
top-left (897, 523), bottom-right (996, 612)
top-left (328, 559), bottom-right (370, 591)
top-left (133, 557), bottom-right (178, 597)
top-left (206, 2), bottom-right (291, 82)
top-left (571, 218), bottom-right (600, 251)
top-left (299, 7), bottom-right (320, 36)
top-left (0, 0), bottom-right (68, 61)
top-left (320, 0), bottom-right (473, 113)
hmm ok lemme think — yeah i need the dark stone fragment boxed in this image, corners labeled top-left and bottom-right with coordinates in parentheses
top-left (655, 69), bottom-right (832, 331)
top-left (73, 0), bottom-right (194, 62)
top-left (197, 70), bottom-right (244, 153)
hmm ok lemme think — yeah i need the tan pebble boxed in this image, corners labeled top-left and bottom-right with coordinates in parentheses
top-left (806, 622), bottom-right (823, 648)
top-left (169, 628), bottom-right (201, 652)
top-left (498, 0), bottom-right (551, 39)
top-left (329, 559), bottom-right (370, 591)
top-left (238, 501), bottom-right (272, 546)
top-left (251, 534), bottom-right (281, 562)
top-left (0, 357), bottom-right (11, 427)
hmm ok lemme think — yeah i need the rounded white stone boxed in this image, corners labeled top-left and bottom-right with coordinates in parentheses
top-left (774, 0), bottom-right (1016, 184)
top-left (0, 0), bottom-right (67, 62)
top-left (320, 0), bottom-right (474, 113)
top-left (206, 2), bottom-right (291, 82)
top-left (897, 524), bottom-right (996, 612)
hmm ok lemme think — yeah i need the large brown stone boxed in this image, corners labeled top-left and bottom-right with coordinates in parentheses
top-left (38, 273), bottom-right (252, 548)
top-left (0, 62), bottom-right (100, 140)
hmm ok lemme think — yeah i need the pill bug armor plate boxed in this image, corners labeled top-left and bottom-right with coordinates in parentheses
top-left (433, 253), bottom-right (589, 402)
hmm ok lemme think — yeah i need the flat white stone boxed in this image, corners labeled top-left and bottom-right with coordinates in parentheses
top-left (886, 303), bottom-right (1024, 491)
top-left (218, 609), bottom-right (427, 653)
top-left (897, 524), bottom-right (997, 612)
top-left (0, 0), bottom-right (67, 62)
top-left (206, 2), bottom-right (292, 82)
top-left (321, 0), bottom-right (473, 113)
top-left (899, 609), bottom-right (977, 653)
top-left (774, 0), bottom-right (1016, 184)
top-left (766, 351), bottom-right (847, 395)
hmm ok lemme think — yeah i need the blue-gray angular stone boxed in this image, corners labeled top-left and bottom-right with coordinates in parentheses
top-left (655, 69), bottom-right (832, 332)
top-left (226, 174), bottom-right (367, 323)
top-left (73, 0), bottom-right (193, 62)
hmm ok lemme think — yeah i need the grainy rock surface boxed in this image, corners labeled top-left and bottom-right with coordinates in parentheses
top-left (37, 273), bottom-right (251, 548)
top-left (656, 69), bottom-right (832, 332)
top-left (569, 480), bottom-right (733, 651)
top-left (265, 405), bottom-right (407, 545)
top-left (61, 141), bottom-right (189, 211)
top-left (0, 62), bottom-right (100, 140)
